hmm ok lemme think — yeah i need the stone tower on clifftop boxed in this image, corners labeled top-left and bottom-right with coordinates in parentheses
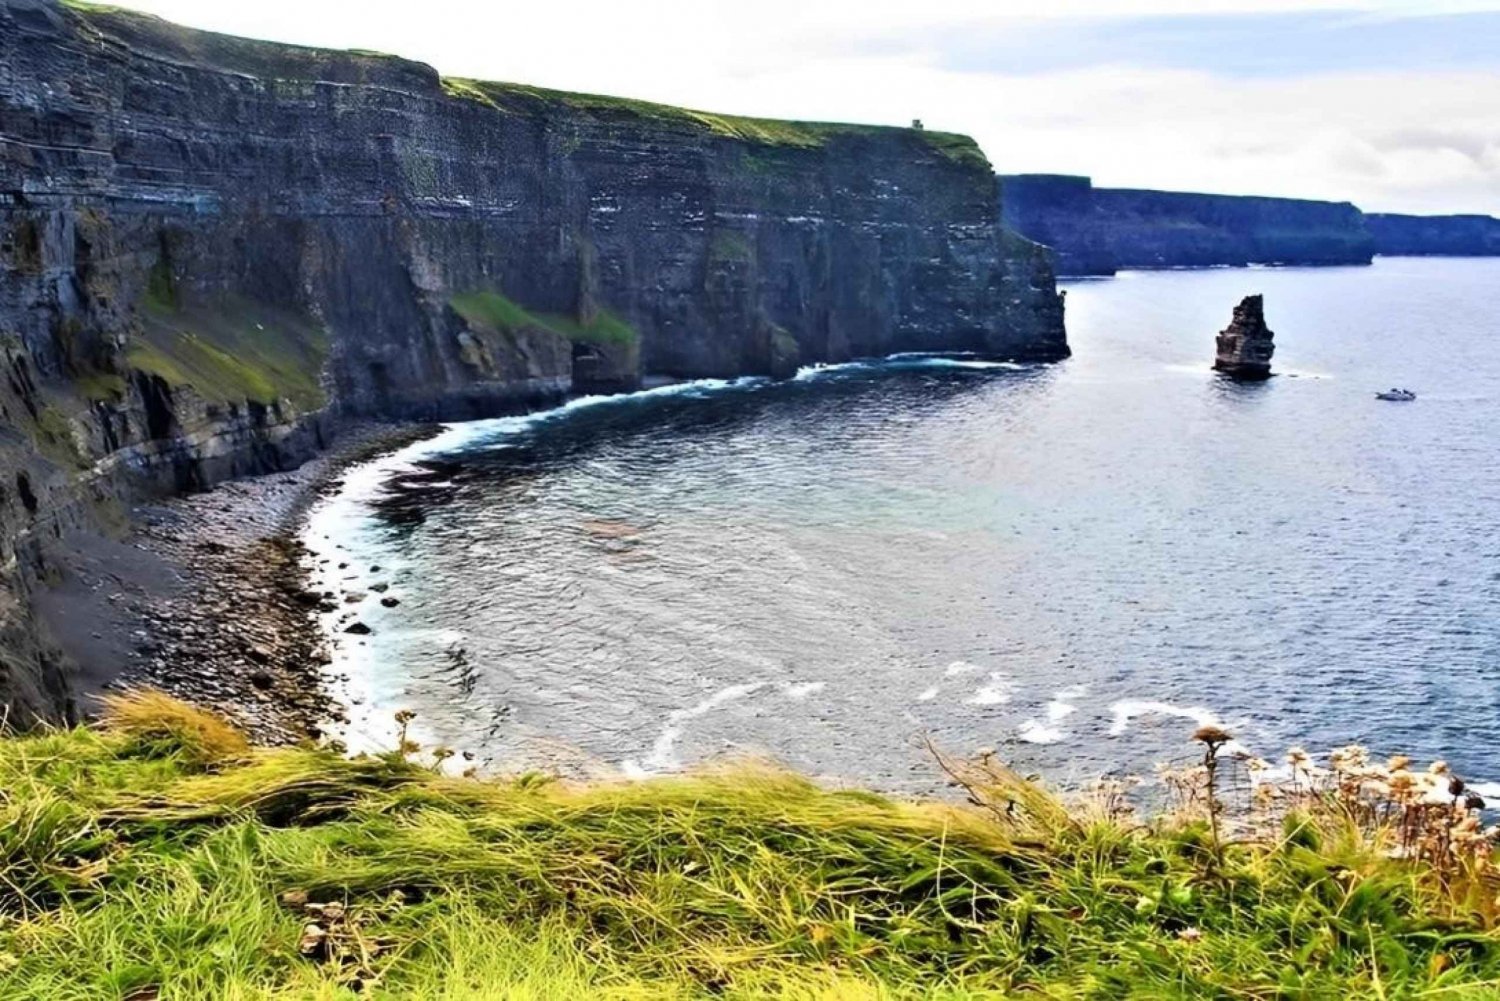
top-left (1214, 295), bottom-right (1276, 379)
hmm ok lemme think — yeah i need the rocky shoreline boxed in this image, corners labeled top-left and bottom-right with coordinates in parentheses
top-left (54, 423), bottom-right (438, 744)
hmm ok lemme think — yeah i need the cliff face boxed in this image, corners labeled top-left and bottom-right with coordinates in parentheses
top-left (1367, 214), bottom-right (1500, 257)
top-left (998, 175), bottom-right (1374, 276)
top-left (0, 0), bottom-right (1067, 722)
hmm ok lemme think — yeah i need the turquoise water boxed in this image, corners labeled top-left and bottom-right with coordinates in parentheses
top-left (306, 258), bottom-right (1500, 792)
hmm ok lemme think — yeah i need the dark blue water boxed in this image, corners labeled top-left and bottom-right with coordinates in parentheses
top-left (307, 258), bottom-right (1500, 792)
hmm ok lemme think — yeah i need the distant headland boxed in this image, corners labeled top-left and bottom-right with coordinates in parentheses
top-left (999, 174), bottom-right (1500, 276)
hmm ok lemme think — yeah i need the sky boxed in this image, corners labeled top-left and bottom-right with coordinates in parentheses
top-left (101, 0), bottom-right (1500, 214)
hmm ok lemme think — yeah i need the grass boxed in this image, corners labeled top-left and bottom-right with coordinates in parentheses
top-left (449, 290), bottom-right (638, 346)
top-left (28, 406), bottom-right (90, 470)
top-left (2, 693), bottom-right (1499, 998)
top-left (72, 371), bottom-right (128, 402)
top-left (131, 295), bottom-right (329, 409)
top-left (710, 230), bottom-right (755, 265)
top-left (441, 79), bottom-right (988, 169)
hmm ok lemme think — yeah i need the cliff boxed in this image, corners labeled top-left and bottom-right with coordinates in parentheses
top-left (998, 174), bottom-right (1374, 275)
top-left (0, 0), bottom-right (1068, 722)
top-left (1367, 213), bottom-right (1500, 257)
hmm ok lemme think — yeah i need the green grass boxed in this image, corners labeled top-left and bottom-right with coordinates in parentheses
top-left (72, 371), bottom-right (128, 402)
top-left (2, 692), bottom-right (1499, 998)
top-left (917, 132), bottom-right (994, 172)
top-left (450, 290), bottom-right (638, 346)
top-left (710, 230), bottom-right (755, 264)
top-left (64, 1), bottom-right (419, 88)
top-left (58, 0), bottom-right (128, 13)
top-left (441, 79), bottom-right (988, 168)
top-left (131, 296), bottom-right (329, 409)
top-left (439, 78), bottom-right (499, 110)
top-left (26, 406), bottom-right (88, 470)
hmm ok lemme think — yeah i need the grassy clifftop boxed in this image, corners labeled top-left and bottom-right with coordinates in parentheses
top-left (62, 1), bottom-right (989, 172)
top-left (2, 693), bottom-right (1499, 998)
top-left (441, 79), bottom-right (991, 169)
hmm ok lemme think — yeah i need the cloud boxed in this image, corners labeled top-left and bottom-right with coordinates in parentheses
top-left (1372, 128), bottom-right (1497, 166)
top-left (851, 10), bottom-right (1500, 79)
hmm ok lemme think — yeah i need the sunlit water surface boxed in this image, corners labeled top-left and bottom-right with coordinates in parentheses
top-left (306, 258), bottom-right (1500, 792)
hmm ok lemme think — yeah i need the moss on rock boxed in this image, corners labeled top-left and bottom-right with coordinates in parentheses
top-left (450, 289), bottom-right (638, 346)
top-left (132, 296), bottom-right (329, 408)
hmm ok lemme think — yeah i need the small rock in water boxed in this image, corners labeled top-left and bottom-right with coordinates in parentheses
top-left (1213, 294), bottom-right (1275, 380)
top-left (380, 596), bottom-right (401, 608)
top-left (344, 622), bottom-right (372, 635)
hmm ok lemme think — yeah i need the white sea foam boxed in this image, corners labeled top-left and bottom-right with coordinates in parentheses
top-left (320, 350), bottom-right (1015, 520)
top-left (944, 660), bottom-right (982, 677)
top-left (622, 681), bottom-right (765, 777)
top-left (1164, 362), bottom-right (1332, 381)
top-left (782, 681), bottom-right (826, 701)
top-left (965, 672), bottom-right (1017, 706)
top-left (1015, 685), bottom-right (1088, 745)
top-left (1018, 720), bottom-right (1065, 744)
top-left (1463, 780), bottom-right (1500, 801)
top-left (1107, 699), bottom-right (1222, 736)
top-left (1046, 685), bottom-right (1088, 723)
top-left (794, 353), bottom-right (1029, 381)
top-left (916, 686), bottom-right (940, 702)
top-left (911, 358), bottom-right (1027, 371)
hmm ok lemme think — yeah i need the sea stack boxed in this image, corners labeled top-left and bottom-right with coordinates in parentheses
top-left (1214, 295), bottom-right (1276, 379)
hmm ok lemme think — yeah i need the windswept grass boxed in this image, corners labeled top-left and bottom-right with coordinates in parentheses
top-left (1, 692), bottom-right (1499, 997)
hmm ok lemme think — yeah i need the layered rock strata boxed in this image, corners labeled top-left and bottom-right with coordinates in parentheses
top-left (1213, 295), bottom-right (1275, 380)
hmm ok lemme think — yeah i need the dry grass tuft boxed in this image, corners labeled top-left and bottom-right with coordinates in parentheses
top-left (98, 689), bottom-right (249, 767)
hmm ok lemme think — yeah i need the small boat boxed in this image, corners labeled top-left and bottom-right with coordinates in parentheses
top-left (1375, 388), bottom-right (1416, 402)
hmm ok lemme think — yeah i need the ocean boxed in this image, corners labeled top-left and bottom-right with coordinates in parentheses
top-left (305, 258), bottom-right (1500, 793)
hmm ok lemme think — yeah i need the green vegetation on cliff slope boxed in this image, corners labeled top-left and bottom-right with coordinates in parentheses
top-left (131, 295), bottom-right (329, 409)
top-left (2, 693), bottom-right (1499, 998)
top-left (450, 290), bottom-right (638, 346)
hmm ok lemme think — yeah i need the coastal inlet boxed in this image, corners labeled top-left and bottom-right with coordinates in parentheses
top-left (304, 258), bottom-right (1500, 793)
